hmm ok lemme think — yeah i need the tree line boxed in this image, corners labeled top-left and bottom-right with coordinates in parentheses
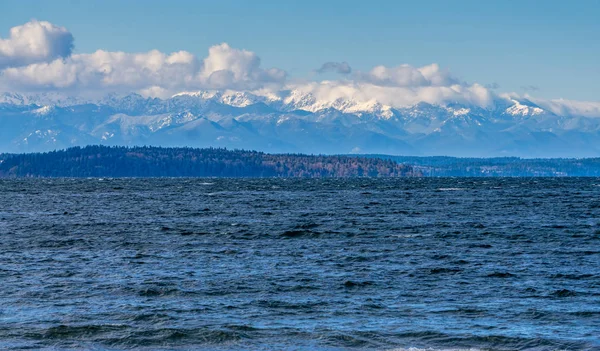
top-left (0, 146), bottom-right (416, 178)
top-left (369, 155), bottom-right (600, 177)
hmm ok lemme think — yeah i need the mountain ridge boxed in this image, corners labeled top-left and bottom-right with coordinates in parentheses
top-left (1, 90), bottom-right (599, 157)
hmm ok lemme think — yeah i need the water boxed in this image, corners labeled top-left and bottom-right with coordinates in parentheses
top-left (1, 178), bottom-right (599, 351)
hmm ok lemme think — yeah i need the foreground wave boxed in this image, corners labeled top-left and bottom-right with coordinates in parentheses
top-left (2, 326), bottom-right (592, 350)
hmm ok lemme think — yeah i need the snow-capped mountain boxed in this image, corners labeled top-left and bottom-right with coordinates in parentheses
top-left (1, 90), bottom-right (600, 157)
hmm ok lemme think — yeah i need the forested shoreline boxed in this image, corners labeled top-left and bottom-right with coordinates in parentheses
top-left (0, 146), bottom-right (415, 178)
top-left (366, 155), bottom-right (600, 177)
top-left (2, 146), bottom-right (600, 178)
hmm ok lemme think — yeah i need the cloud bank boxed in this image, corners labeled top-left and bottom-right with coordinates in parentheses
top-left (0, 22), bottom-right (285, 97)
top-left (0, 36), bottom-right (285, 97)
top-left (531, 98), bottom-right (600, 118)
top-left (0, 20), bottom-right (598, 117)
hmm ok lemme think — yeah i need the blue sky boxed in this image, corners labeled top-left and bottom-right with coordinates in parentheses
top-left (0, 0), bottom-right (598, 101)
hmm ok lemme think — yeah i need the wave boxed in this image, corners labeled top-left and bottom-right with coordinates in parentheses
top-left (3, 324), bottom-right (597, 350)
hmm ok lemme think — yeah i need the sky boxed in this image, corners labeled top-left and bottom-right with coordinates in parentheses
top-left (0, 0), bottom-right (598, 108)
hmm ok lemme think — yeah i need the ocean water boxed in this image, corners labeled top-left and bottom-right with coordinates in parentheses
top-left (0, 178), bottom-right (599, 351)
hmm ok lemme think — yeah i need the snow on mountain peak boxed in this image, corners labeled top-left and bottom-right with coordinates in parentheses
top-left (171, 90), bottom-right (270, 107)
top-left (172, 90), bottom-right (220, 100)
top-left (449, 107), bottom-right (471, 116)
top-left (279, 90), bottom-right (394, 118)
top-left (32, 105), bottom-right (55, 116)
top-left (0, 89), bottom-right (566, 126)
top-left (169, 89), bottom-right (395, 117)
top-left (282, 90), bottom-right (317, 109)
top-left (328, 98), bottom-right (394, 118)
top-left (506, 99), bottom-right (544, 116)
top-left (219, 91), bottom-right (265, 107)
top-left (0, 92), bottom-right (27, 105)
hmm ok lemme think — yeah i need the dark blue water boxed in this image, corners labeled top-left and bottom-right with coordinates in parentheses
top-left (1, 178), bottom-right (599, 351)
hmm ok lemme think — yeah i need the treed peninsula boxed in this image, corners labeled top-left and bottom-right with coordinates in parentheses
top-left (0, 146), bottom-right (416, 178)
top-left (3, 146), bottom-right (600, 178)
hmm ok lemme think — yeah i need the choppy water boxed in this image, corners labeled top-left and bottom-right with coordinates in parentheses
top-left (1, 178), bottom-right (599, 351)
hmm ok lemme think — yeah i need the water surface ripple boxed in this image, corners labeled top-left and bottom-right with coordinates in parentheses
top-left (1, 178), bottom-right (599, 350)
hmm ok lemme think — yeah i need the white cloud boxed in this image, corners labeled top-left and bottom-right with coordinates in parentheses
top-left (1, 49), bottom-right (199, 93)
top-left (287, 62), bottom-right (489, 109)
top-left (0, 41), bottom-right (285, 96)
top-left (530, 97), bottom-right (600, 118)
top-left (289, 80), bottom-right (493, 108)
top-left (0, 20), bottom-right (73, 68)
top-left (200, 43), bottom-right (285, 89)
top-left (0, 20), bottom-right (598, 117)
top-left (356, 63), bottom-right (457, 87)
top-left (495, 92), bottom-right (600, 118)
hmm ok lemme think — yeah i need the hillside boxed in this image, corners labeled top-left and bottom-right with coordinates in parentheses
top-left (369, 155), bottom-right (600, 177)
top-left (0, 146), bottom-right (415, 178)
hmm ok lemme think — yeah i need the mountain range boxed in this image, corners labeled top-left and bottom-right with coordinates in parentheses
top-left (1, 90), bottom-right (599, 157)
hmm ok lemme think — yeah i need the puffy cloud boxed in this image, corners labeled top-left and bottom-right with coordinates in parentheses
top-left (0, 20), bottom-right (73, 68)
top-left (2, 49), bottom-right (200, 93)
top-left (290, 62), bottom-right (492, 108)
top-left (356, 63), bottom-right (457, 87)
top-left (0, 39), bottom-right (285, 96)
top-left (200, 43), bottom-right (285, 89)
top-left (315, 61), bottom-right (352, 75)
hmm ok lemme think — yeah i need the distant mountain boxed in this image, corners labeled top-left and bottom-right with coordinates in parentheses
top-left (2, 90), bottom-right (600, 157)
top-left (364, 155), bottom-right (600, 177)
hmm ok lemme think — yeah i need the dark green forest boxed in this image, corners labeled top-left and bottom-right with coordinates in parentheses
top-left (3, 146), bottom-right (600, 178)
top-left (0, 146), bottom-right (415, 178)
